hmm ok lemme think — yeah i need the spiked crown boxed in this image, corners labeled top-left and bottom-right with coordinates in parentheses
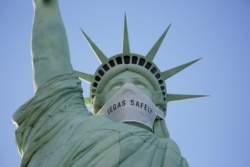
top-left (76, 16), bottom-right (204, 114)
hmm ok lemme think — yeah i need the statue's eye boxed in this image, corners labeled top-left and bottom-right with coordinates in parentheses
top-left (110, 82), bottom-right (123, 91)
top-left (133, 81), bottom-right (147, 89)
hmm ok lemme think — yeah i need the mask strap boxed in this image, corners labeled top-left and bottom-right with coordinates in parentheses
top-left (93, 93), bottom-right (104, 113)
top-left (152, 91), bottom-right (166, 113)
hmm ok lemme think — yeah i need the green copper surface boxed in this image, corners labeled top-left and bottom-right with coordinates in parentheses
top-left (123, 15), bottom-right (130, 54)
top-left (167, 94), bottom-right (206, 102)
top-left (76, 71), bottom-right (93, 83)
top-left (162, 58), bottom-right (201, 80)
top-left (80, 28), bottom-right (108, 64)
top-left (146, 24), bottom-right (171, 61)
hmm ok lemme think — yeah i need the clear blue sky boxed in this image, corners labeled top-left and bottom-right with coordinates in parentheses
top-left (1, 0), bottom-right (250, 166)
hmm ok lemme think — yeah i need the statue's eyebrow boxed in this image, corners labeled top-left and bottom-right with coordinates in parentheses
top-left (105, 79), bottom-right (123, 90)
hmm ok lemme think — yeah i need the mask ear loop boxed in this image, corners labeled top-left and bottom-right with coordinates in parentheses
top-left (152, 91), bottom-right (166, 114)
top-left (92, 93), bottom-right (104, 114)
top-left (153, 119), bottom-right (169, 138)
top-left (151, 91), bottom-right (169, 138)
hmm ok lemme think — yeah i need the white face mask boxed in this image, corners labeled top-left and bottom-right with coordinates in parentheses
top-left (97, 83), bottom-right (165, 130)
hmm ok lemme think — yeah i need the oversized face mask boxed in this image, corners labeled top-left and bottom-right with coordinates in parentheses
top-left (97, 83), bottom-right (165, 130)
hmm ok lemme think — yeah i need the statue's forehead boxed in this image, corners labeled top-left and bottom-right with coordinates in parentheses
top-left (104, 70), bottom-right (154, 90)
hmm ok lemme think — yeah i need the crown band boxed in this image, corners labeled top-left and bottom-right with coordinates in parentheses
top-left (91, 54), bottom-right (166, 102)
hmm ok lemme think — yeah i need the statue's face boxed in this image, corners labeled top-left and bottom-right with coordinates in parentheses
top-left (103, 71), bottom-right (155, 103)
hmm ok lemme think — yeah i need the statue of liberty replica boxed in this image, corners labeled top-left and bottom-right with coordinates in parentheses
top-left (13, 0), bottom-right (204, 166)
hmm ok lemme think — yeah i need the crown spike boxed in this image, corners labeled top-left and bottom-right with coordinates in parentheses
top-left (75, 71), bottom-right (94, 83)
top-left (162, 58), bottom-right (201, 80)
top-left (80, 28), bottom-right (108, 64)
top-left (167, 94), bottom-right (207, 102)
top-left (123, 14), bottom-right (130, 54)
top-left (146, 24), bottom-right (171, 61)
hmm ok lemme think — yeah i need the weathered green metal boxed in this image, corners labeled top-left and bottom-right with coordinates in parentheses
top-left (75, 71), bottom-right (93, 83)
top-left (123, 14), bottom-right (130, 54)
top-left (77, 18), bottom-right (205, 110)
top-left (161, 58), bottom-right (201, 80)
top-left (80, 28), bottom-right (108, 64)
top-left (146, 24), bottom-right (171, 61)
top-left (167, 94), bottom-right (206, 102)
